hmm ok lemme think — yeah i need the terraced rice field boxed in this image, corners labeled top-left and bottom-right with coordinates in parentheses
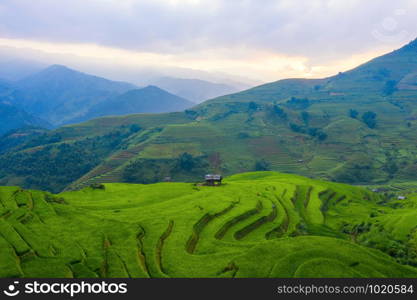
top-left (1, 172), bottom-right (416, 278)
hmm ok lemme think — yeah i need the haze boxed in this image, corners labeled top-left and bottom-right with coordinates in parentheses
top-left (0, 0), bottom-right (417, 85)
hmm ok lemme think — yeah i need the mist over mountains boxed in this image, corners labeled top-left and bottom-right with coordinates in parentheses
top-left (71, 85), bottom-right (194, 123)
top-left (0, 62), bottom-right (249, 135)
top-left (148, 77), bottom-right (241, 103)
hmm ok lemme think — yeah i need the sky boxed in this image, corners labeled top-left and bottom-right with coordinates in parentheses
top-left (0, 0), bottom-right (417, 85)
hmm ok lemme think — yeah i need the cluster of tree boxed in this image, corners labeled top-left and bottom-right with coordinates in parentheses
top-left (383, 80), bottom-right (398, 96)
top-left (122, 152), bottom-right (209, 184)
top-left (289, 123), bottom-right (328, 141)
top-left (185, 110), bottom-right (199, 120)
top-left (248, 101), bottom-right (260, 112)
top-left (237, 132), bottom-right (250, 139)
top-left (349, 109), bottom-right (359, 119)
top-left (254, 159), bottom-right (271, 171)
top-left (348, 109), bottom-right (378, 129)
top-left (285, 97), bottom-right (311, 110)
top-left (0, 127), bottom-right (48, 155)
top-left (123, 158), bottom-right (173, 184)
top-left (129, 124), bottom-right (141, 133)
top-left (301, 111), bottom-right (310, 124)
top-left (383, 151), bottom-right (399, 179)
top-left (372, 67), bottom-right (391, 81)
top-left (362, 111), bottom-right (377, 129)
top-left (210, 102), bottom-right (255, 121)
top-left (0, 128), bottom-right (134, 192)
top-left (341, 219), bottom-right (417, 267)
top-left (332, 161), bottom-right (375, 184)
top-left (271, 105), bottom-right (287, 119)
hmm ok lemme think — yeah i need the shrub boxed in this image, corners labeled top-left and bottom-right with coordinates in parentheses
top-left (90, 183), bottom-right (105, 190)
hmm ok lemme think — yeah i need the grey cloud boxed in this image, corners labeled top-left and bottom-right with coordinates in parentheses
top-left (0, 0), bottom-right (417, 63)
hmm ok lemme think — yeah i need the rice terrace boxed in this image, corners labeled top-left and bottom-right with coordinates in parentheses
top-left (2, 0), bottom-right (417, 287)
top-left (1, 172), bottom-right (417, 278)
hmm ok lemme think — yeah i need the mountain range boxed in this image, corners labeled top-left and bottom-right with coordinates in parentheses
top-left (0, 101), bottom-right (50, 136)
top-left (1, 38), bottom-right (417, 193)
top-left (70, 86), bottom-right (194, 123)
top-left (148, 76), bottom-right (241, 103)
top-left (10, 65), bottom-right (137, 125)
top-left (0, 65), bottom-right (199, 134)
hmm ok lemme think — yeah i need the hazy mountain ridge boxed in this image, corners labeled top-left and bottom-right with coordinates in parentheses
top-left (9, 65), bottom-right (137, 125)
top-left (148, 76), bottom-right (242, 103)
top-left (0, 101), bottom-right (51, 135)
top-left (70, 85), bottom-right (194, 123)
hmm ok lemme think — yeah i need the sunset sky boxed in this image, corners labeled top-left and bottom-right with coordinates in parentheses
top-left (0, 0), bottom-right (416, 84)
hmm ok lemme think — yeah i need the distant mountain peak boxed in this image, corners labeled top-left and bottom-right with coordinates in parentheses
top-left (398, 37), bottom-right (417, 52)
top-left (148, 76), bottom-right (241, 103)
top-left (47, 64), bottom-right (70, 70)
top-left (13, 65), bottom-right (137, 126)
top-left (142, 85), bottom-right (163, 91)
top-left (126, 85), bottom-right (177, 96)
top-left (42, 64), bottom-right (78, 75)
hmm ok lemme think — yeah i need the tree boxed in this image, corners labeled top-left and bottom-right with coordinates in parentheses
top-left (362, 111), bottom-right (377, 129)
top-left (349, 109), bottom-right (359, 119)
top-left (129, 124), bottom-right (141, 133)
top-left (383, 80), bottom-right (398, 96)
top-left (248, 101), bottom-right (259, 111)
top-left (255, 159), bottom-right (271, 171)
top-left (301, 111), bottom-right (310, 124)
top-left (289, 123), bottom-right (304, 133)
top-left (178, 152), bottom-right (195, 171)
top-left (307, 128), bottom-right (318, 137)
top-left (317, 132), bottom-right (328, 141)
top-left (272, 105), bottom-right (287, 119)
top-left (286, 97), bottom-right (310, 110)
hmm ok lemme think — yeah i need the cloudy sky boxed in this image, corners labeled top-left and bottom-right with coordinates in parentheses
top-left (0, 0), bottom-right (416, 84)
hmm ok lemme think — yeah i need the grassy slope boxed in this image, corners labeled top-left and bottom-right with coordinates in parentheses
top-left (1, 171), bottom-right (417, 278)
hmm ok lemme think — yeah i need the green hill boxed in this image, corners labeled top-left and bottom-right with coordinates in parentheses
top-left (1, 39), bottom-right (417, 192)
top-left (1, 171), bottom-right (417, 278)
top-left (0, 126), bottom-right (49, 154)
